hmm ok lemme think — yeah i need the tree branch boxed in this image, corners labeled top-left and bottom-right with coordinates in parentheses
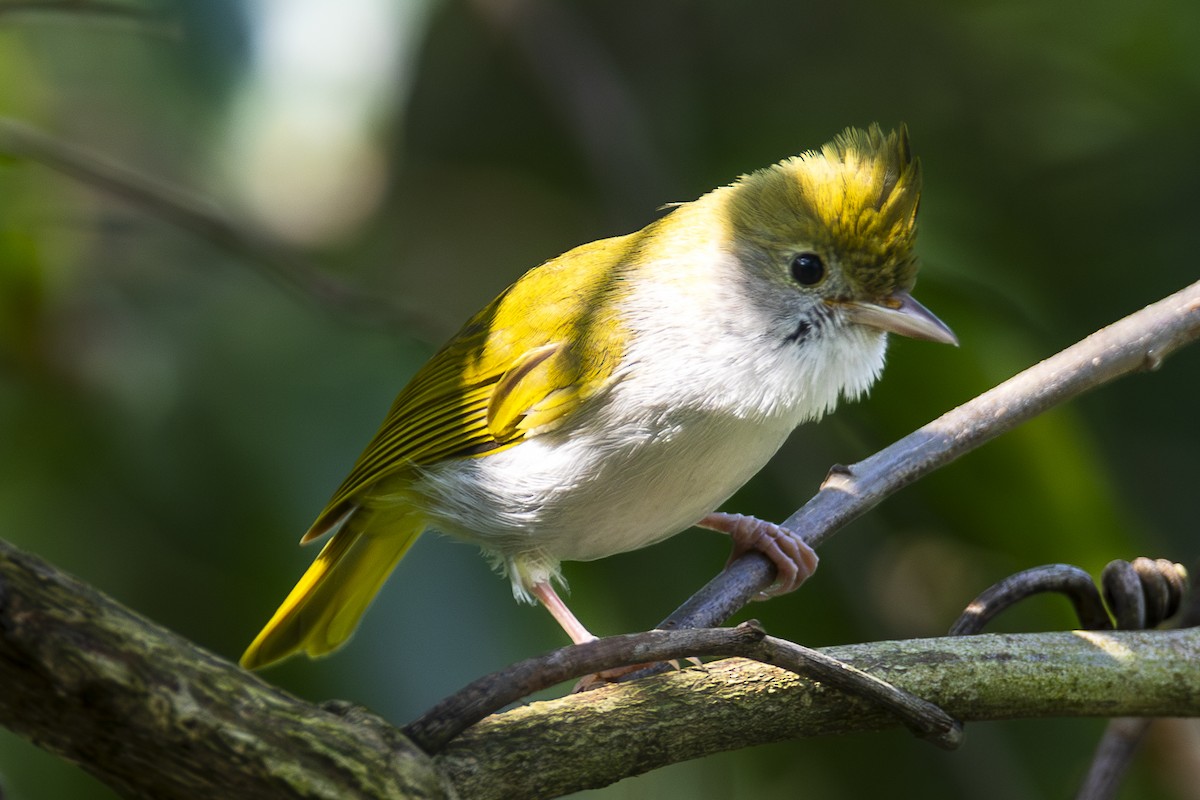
top-left (403, 622), bottom-right (960, 754)
top-left (3, 534), bottom-right (1198, 799)
top-left (1075, 560), bottom-right (1200, 799)
top-left (0, 117), bottom-right (430, 333)
top-left (434, 627), bottom-right (1200, 800)
top-left (0, 0), bottom-right (178, 37)
top-left (0, 538), bottom-right (452, 800)
top-left (2, 282), bottom-right (1198, 797)
top-left (662, 279), bottom-right (1200, 631)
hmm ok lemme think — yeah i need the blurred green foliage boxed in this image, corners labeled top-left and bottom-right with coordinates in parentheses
top-left (1, 0), bottom-right (1198, 798)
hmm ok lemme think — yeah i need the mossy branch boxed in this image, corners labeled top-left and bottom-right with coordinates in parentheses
top-left (0, 538), bottom-right (453, 800)
top-left (0, 133), bottom-right (1195, 796)
top-left (2, 536), bottom-right (1198, 799)
top-left (438, 628), bottom-right (1200, 800)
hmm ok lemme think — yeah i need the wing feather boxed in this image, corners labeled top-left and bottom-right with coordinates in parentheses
top-left (306, 233), bottom-right (638, 535)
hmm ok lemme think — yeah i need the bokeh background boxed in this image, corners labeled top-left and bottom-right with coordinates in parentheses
top-left (2, 1), bottom-right (1199, 797)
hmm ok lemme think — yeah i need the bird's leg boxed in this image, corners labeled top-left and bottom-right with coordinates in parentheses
top-left (530, 580), bottom-right (645, 690)
top-left (530, 581), bottom-right (597, 645)
top-left (527, 580), bottom-right (695, 691)
top-left (698, 512), bottom-right (819, 597)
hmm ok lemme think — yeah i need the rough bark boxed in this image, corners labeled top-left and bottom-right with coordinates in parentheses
top-left (0, 538), bottom-right (453, 800)
top-left (3, 536), bottom-right (1197, 800)
top-left (437, 628), bottom-right (1200, 799)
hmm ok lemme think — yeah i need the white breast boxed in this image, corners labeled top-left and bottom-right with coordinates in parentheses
top-left (412, 247), bottom-right (888, 596)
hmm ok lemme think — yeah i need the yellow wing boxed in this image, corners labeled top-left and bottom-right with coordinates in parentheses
top-left (304, 233), bottom-right (636, 540)
top-left (241, 234), bottom-right (638, 669)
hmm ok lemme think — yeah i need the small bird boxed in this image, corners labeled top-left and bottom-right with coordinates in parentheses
top-left (240, 124), bottom-right (956, 670)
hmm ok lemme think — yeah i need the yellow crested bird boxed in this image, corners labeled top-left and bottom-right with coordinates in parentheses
top-left (240, 124), bottom-right (956, 670)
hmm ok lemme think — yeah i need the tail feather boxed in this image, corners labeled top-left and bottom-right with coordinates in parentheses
top-left (240, 514), bottom-right (422, 670)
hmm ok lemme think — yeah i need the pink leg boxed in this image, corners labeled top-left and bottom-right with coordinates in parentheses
top-left (698, 512), bottom-right (819, 597)
top-left (531, 581), bottom-right (597, 645)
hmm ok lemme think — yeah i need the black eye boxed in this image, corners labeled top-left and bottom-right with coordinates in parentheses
top-left (790, 252), bottom-right (825, 286)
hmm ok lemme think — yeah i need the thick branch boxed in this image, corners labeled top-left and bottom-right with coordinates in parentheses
top-left (0, 265), bottom-right (1196, 796)
top-left (437, 627), bottom-right (1200, 800)
top-left (664, 279), bottom-right (1200, 629)
top-left (3, 535), bottom-right (1198, 800)
top-left (404, 623), bottom-right (959, 754)
top-left (0, 538), bottom-right (451, 800)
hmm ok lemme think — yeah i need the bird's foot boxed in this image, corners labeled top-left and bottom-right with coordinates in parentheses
top-left (573, 656), bottom-right (703, 693)
top-left (698, 512), bottom-right (818, 598)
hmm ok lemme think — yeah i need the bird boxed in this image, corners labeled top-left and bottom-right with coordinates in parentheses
top-left (240, 123), bottom-right (957, 670)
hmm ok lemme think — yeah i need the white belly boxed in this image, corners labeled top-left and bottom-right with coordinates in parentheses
top-left (411, 272), bottom-right (888, 594)
top-left (415, 403), bottom-right (797, 565)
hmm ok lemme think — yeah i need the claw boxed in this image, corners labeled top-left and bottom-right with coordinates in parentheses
top-left (573, 655), bottom-right (704, 692)
top-left (698, 513), bottom-right (819, 597)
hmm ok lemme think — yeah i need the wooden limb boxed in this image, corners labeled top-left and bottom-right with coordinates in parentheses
top-left (436, 627), bottom-right (1200, 800)
top-left (4, 534), bottom-right (1199, 800)
top-left (1075, 558), bottom-right (1200, 799)
top-left (661, 279), bottom-right (1200, 632)
top-left (3, 280), bottom-right (1199, 798)
top-left (0, 538), bottom-right (451, 800)
top-left (0, 117), bottom-right (428, 333)
top-left (0, 0), bottom-right (178, 37)
top-left (405, 622), bottom-right (959, 755)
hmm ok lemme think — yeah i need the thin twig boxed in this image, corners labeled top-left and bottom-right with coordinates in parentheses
top-left (1076, 718), bottom-right (1153, 800)
top-left (945, 558), bottom-right (1191, 799)
top-left (948, 558), bottom-right (1188, 636)
top-left (660, 280), bottom-right (1200, 632)
top-left (0, 1), bottom-right (179, 37)
top-left (1100, 557), bottom-right (1189, 631)
top-left (0, 0), bottom-right (156, 15)
top-left (948, 564), bottom-right (1113, 635)
top-left (0, 117), bottom-right (432, 333)
top-left (1076, 558), bottom-right (1200, 800)
top-left (405, 624), bottom-right (766, 753)
top-left (404, 621), bottom-right (960, 754)
top-left (3, 534), bottom-right (1199, 800)
top-left (437, 628), bottom-right (1200, 800)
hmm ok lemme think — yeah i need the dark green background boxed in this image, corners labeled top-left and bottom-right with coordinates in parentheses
top-left (2, 1), bottom-right (1198, 797)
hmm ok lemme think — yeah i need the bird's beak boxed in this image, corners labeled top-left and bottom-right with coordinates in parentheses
top-left (839, 291), bottom-right (958, 346)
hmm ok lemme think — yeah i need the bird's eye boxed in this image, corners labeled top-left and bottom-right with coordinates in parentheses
top-left (790, 253), bottom-right (825, 286)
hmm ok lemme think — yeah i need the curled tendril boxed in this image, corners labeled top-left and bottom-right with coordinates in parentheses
top-left (950, 558), bottom-right (1188, 636)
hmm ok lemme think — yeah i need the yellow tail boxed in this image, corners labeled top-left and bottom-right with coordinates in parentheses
top-left (240, 515), bottom-right (422, 670)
